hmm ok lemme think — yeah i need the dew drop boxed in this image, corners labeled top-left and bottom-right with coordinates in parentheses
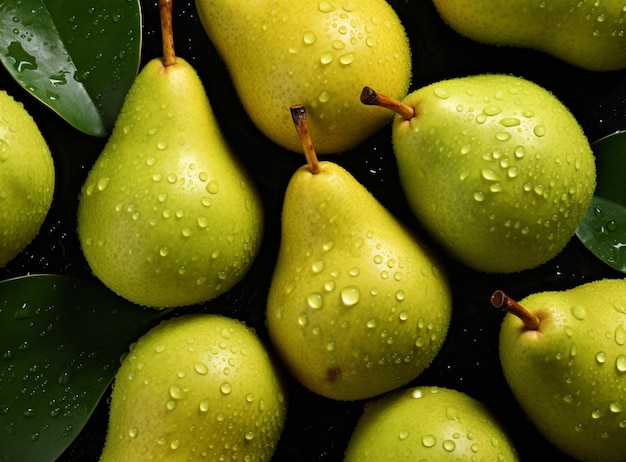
top-left (199, 399), bottom-right (210, 412)
top-left (533, 125), bottom-right (546, 137)
top-left (571, 305), bottom-right (586, 320)
top-left (156, 141), bottom-right (168, 150)
top-left (297, 312), bottom-right (309, 326)
top-left (340, 286), bottom-right (360, 306)
top-left (307, 292), bottom-right (324, 309)
top-left (399, 431), bottom-right (409, 440)
top-left (615, 325), bottom-right (626, 346)
top-left (320, 52), bottom-right (333, 64)
top-left (473, 191), bottom-right (486, 202)
top-left (303, 31), bottom-right (316, 45)
top-left (433, 88), bottom-right (449, 99)
top-left (616, 355), bottom-right (626, 372)
top-left (339, 53), bottom-right (354, 65)
top-left (500, 117), bottom-right (521, 127)
top-left (422, 435), bottom-right (437, 448)
top-left (206, 181), bottom-right (219, 194)
top-left (220, 382), bottom-right (232, 395)
top-left (495, 132), bottom-right (511, 141)
top-left (596, 351), bottom-right (607, 364)
top-left (194, 362), bottom-right (208, 375)
top-left (311, 260), bottom-right (325, 273)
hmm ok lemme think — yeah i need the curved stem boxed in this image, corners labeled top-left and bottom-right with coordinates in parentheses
top-left (159, 0), bottom-right (176, 67)
top-left (290, 105), bottom-right (321, 174)
top-left (491, 290), bottom-right (541, 330)
top-left (360, 86), bottom-right (415, 120)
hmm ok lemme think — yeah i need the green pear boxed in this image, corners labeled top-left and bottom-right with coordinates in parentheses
top-left (0, 90), bottom-right (55, 267)
top-left (266, 106), bottom-right (452, 401)
top-left (492, 278), bottom-right (626, 462)
top-left (99, 313), bottom-right (288, 462)
top-left (194, 0), bottom-right (411, 154)
top-left (432, 0), bottom-right (626, 71)
top-left (77, 0), bottom-right (263, 308)
top-left (344, 386), bottom-right (519, 461)
top-left (361, 74), bottom-right (596, 273)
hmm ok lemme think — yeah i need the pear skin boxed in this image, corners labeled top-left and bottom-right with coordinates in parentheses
top-left (0, 90), bottom-right (55, 267)
top-left (194, 0), bottom-right (411, 154)
top-left (433, 0), bottom-right (626, 71)
top-left (77, 1), bottom-right (263, 308)
top-left (344, 386), bottom-right (519, 461)
top-left (362, 74), bottom-right (596, 273)
top-left (99, 314), bottom-right (288, 462)
top-left (494, 278), bottom-right (626, 462)
top-left (266, 107), bottom-right (452, 400)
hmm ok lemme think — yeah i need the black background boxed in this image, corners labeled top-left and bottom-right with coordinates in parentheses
top-left (1, 0), bottom-right (625, 460)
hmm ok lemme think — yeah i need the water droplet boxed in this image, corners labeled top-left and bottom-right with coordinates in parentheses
top-left (320, 52), bottom-right (333, 64)
top-left (194, 362), bottom-right (208, 375)
top-left (340, 286), bottom-right (360, 307)
top-left (596, 351), bottom-right (607, 364)
top-left (571, 305), bottom-right (586, 320)
top-left (610, 402), bottom-right (623, 413)
top-left (323, 280), bottom-right (336, 292)
top-left (616, 355), bottom-right (626, 372)
top-left (495, 132), bottom-right (511, 141)
top-left (399, 431), bottom-right (409, 440)
top-left (422, 435), bottom-right (437, 448)
top-left (306, 292), bottom-right (324, 309)
top-left (129, 427), bottom-right (138, 438)
top-left (339, 53), bottom-right (354, 65)
top-left (318, 1), bottom-right (335, 13)
top-left (199, 399), bottom-right (210, 412)
top-left (534, 125), bottom-right (546, 137)
top-left (615, 325), bottom-right (626, 346)
top-left (303, 31), bottom-right (316, 45)
top-left (220, 382), bottom-right (232, 395)
top-left (157, 141), bottom-right (168, 150)
top-left (169, 385), bottom-right (185, 400)
top-left (500, 117), bottom-right (521, 127)
top-left (473, 191), bottom-right (486, 202)
top-left (206, 181), bottom-right (219, 194)
top-left (483, 105), bottom-right (502, 116)
top-left (481, 169), bottom-right (499, 181)
top-left (298, 312), bottom-right (309, 326)
top-left (443, 440), bottom-right (456, 452)
top-left (323, 240), bottom-right (334, 252)
top-left (395, 290), bottom-right (405, 301)
top-left (366, 318), bottom-right (377, 328)
top-left (433, 88), bottom-right (449, 99)
top-left (312, 260), bottom-right (325, 273)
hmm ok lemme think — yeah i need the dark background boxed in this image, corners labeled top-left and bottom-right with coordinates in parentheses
top-left (1, 0), bottom-right (625, 460)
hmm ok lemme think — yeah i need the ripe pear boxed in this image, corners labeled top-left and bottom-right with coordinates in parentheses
top-left (492, 278), bottom-right (626, 462)
top-left (77, 0), bottom-right (263, 308)
top-left (194, 0), bottom-right (411, 154)
top-left (432, 0), bottom-right (626, 71)
top-left (99, 313), bottom-right (288, 462)
top-left (344, 386), bottom-right (519, 461)
top-left (361, 74), bottom-right (596, 273)
top-left (266, 106), bottom-right (452, 401)
top-left (0, 90), bottom-right (55, 267)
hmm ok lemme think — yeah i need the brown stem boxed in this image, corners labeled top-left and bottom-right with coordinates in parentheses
top-left (159, 0), bottom-right (176, 67)
top-left (491, 290), bottom-right (540, 330)
top-left (290, 105), bottom-right (321, 174)
top-left (360, 86), bottom-right (415, 120)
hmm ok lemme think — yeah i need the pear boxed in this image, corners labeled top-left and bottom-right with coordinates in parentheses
top-left (77, 0), bottom-right (263, 308)
top-left (492, 278), bottom-right (626, 462)
top-left (344, 386), bottom-right (519, 461)
top-left (265, 105), bottom-right (452, 401)
top-left (0, 90), bottom-right (55, 267)
top-left (432, 0), bottom-right (626, 71)
top-left (361, 74), bottom-right (596, 273)
top-left (99, 313), bottom-right (288, 462)
top-left (194, 0), bottom-right (411, 154)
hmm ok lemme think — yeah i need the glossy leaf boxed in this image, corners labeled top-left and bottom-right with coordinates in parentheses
top-left (0, 0), bottom-right (142, 137)
top-left (576, 131), bottom-right (626, 273)
top-left (0, 274), bottom-right (172, 461)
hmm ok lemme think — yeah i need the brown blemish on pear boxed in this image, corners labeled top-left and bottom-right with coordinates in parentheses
top-left (326, 366), bottom-right (343, 383)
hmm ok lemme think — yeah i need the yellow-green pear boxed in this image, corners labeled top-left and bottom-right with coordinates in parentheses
top-left (266, 106), bottom-right (452, 401)
top-left (194, 0), bottom-right (411, 154)
top-left (77, 0), bottom-right (263, 308)
top-left (344, 386), bottom-right (519, 461)
top-left (99, 313), bottom-right (288, 462)
top-left (492, 278), bottom-right (626, 462)
top-left (432, 0), bottom-right (626, 71)
top-left (0, 90), bottom-right (55, 267)
top-left (361, 74), bottom-right (596, 273)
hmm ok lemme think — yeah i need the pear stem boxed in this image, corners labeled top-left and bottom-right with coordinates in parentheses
top-left (290, 105), bottom-right (321, 174)
top-left (360, 86), bottom-right (415, 120)
top-left (159, 0), bottom-right (176, 67)
top-left (491, 290), bottom-right (541, 330)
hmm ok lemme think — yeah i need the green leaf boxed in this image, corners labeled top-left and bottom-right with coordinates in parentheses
top-left (0, 0), bottom-right (142, 137)
top-left (576, 130), bottom-right (626, 273)
top-left (0, 274), bottom-right (172, 461)
top-left (592, 130), bottom-right (626, 206)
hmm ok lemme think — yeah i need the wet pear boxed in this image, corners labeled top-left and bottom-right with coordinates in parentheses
top-left (433, 0), bottom-right (626, 71)
top-left (77, 0), bottom-right (263, 308)
top-left (361, 74), bottom-right (596, 273)
top-left (0, 90), bottom-right (55, 267)
top-left (194, 0), bottom-right (411, 154)
top-left (344, 386), bottom-right (519, 461)
top-left (99, 313), bottom-right (288, 462)
top-left (266, 106), bottom-right (452, 401)
top-left (492, 278), bottom-right (626, 461)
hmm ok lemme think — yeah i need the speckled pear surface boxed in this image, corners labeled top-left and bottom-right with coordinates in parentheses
top-left (499, 278), bottom-right (626, 462)
top-left (344, 386), bottom-right (519, 461)
top-left (99, 314), bottom-right (287, 461)
top-left (433, 0), bottom-right (626, 71)
top-left (392, 74), bottom-right (595, 273)
top-left (194, 0), bottom-right (411, 154)
top-left (77, 57), bottom-right (264, 308)
top-left (266, 161), bottom-right (452, 401)
top-left (0, 90), bottom-right (55, 267)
